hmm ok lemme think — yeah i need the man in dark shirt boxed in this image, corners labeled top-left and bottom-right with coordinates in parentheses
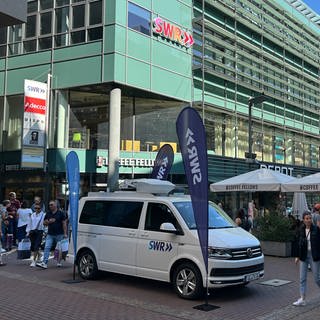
top-left (36, 200), bottom-right (67, 269)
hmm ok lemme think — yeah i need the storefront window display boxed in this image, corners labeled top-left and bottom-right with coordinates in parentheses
top-left (69, 91), bottom-right (108, 149)
top-left (68, 91), bottom-right (184, 152)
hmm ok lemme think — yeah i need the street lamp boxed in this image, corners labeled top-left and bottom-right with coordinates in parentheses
top-left (246, 93), bottom-right (269, 163)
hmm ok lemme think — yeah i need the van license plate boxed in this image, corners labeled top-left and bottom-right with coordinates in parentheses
top-left (244, 272), bottom-right (260, 282)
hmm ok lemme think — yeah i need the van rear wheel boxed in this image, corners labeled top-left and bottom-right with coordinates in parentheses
top-left (172, 262), bottom-right (203, 299)
top-left (77, 250), bottom-right (98, 280)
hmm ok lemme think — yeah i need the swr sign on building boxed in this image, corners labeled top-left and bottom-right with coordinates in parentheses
top-left (152, 17), bottom-right (194, 48)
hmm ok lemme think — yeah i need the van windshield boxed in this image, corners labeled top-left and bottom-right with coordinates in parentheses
top-left (173, 201), bottom-right (235, 230)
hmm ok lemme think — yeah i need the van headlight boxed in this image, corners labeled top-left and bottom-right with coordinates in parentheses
top-left (208, 247), bottom-right (232, 259)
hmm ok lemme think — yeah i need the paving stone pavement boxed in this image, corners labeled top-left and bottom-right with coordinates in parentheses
top-left (0, 251), bottom-right (320, 320)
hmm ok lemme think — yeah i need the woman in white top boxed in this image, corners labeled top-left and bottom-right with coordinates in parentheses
top-left (16, 201), bottom-right (32, 242)
top-left (26, 206), bottom-right (45, 267)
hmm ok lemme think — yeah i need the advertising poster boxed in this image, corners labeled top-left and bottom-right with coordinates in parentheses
top-left (21, 79), bottom-right (47, 169)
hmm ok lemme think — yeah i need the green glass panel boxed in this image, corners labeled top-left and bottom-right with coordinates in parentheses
top-left (114, 0), bottom-right (127, 26)
top-left (103, 54), bottom-right (115, 82)
top-left (54, 42), bottom-right (101, 61)
top-left (127, 58), bottom-right (150, 89)
top-left (128, 30), bottom-right (151, 61)
top-left (8, 51), bottom-right (51, 69)
top-left (152, 66), bottom-right (191, 102)
top-left (104, 25), bottom-right (115, 53)
top-left (115, 25), bottom-right (126, 53)
top-left (53, 56), bottom-right (101, 88)
top-left (6, 65), bottom-right (50, 95)
top-left (152, 41), bottom-right (191, 76)
top-left (0, 72), bottom-right (4, 95)
top-left (105, 0), bottom-right (116, 24)
top-left (113, 53), bottom-right (126, 83)
top-left (153, 0), bottom-right (192, 28)
top-left (133, 0), bottom-right (151, 10)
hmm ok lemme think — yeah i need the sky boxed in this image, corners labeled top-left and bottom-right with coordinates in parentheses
top-left (302, 0), bottom-right (320, 14)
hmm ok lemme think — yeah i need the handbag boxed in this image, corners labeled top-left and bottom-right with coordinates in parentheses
top-left (29, 213), bottom-right (43, 236)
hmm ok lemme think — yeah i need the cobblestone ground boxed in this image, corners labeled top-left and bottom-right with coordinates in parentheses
top-left (0, 252), bottom-right (319, 320)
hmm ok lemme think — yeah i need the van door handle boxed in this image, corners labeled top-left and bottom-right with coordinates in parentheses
top-left (128, 232), bottom-right (136, 236)
top-left (140, 233), bottom-right (149, 238)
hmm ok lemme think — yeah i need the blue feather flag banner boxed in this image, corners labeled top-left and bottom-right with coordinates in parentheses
top-left (151, 144), bottom-right (174, 180)
top-left (176, 107), bottom-right (209, 272)
top-left (66, 151), bottom-right (80, 260)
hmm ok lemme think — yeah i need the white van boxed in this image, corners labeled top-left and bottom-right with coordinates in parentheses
top-left (72, 179), bottom-right (264, 299)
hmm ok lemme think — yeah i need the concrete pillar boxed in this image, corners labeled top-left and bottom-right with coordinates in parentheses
top-left (107, 88), bottom-right (121, 191)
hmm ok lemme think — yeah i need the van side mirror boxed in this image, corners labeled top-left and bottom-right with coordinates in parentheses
top-left (160, 222), bottom-right (180, 234)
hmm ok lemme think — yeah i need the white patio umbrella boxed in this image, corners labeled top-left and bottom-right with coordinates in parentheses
top-left (291, 192), bottom-right (308, 220)
top-left (281, 172), bottom-right (320, 193)
top-left (210, 168), bottom-right (296, 192)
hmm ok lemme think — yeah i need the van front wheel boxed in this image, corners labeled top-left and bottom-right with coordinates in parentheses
top-left (77, 250), bottom-right (98, 280)
top-left (172, 262), bottom-right (203, 299)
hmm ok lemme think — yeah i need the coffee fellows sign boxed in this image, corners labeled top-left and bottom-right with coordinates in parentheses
top-left (152, 17), bottom-right (194, 48)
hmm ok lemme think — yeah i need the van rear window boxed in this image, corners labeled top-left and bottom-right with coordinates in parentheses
top-left (79, 200), bottom-right (143, 228)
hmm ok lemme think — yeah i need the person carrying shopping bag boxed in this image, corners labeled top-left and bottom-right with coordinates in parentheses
top-left (36, 200), bottom-right (67, 269)
top-left (26, 205), bottom-right (45, 267)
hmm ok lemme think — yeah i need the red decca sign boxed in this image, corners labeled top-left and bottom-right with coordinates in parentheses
top-left (152, 17), bottom-right (194, 48)
top-left (24, 96), bottom-right (46, 115)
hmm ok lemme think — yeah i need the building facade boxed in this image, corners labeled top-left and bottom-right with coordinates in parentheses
top-left (0, 0), bottom-right (319, 210)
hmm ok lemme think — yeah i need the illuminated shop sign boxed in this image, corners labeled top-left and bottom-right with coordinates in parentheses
top-left (97, 156), bottom-right (155, 168)
top-left (260, 164), bottom-right (294, 176)
top-left (152, 17), bottom-right (194, 48)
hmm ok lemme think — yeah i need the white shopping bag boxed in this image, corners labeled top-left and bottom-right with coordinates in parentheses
top-left (60, 239), bottom-right (69, 253)
top-left (18, 238), bottom-right (31, 251)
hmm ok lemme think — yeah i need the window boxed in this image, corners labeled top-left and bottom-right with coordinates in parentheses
top-left (40, 0), bottom-right (53, 10)
top-left (56, 0), bottom-right (70, 6)
top-left (88, 27), bottom-right (102, 41)
top-left (4, 0), bottom-right (103, 54)
top-left (174, 201), bottom-right (234, 229)
top-left (71, 30), bottom-right (85, 44)
top-left (89, 1), bottom-right (102, 25)
top-left (28, 1), bottom-right (38, 13)
top-left (55, 7), bottom-right (70, 34)
top-left (79, 200), bottom-right (143, 228)
top-left (39, 36), bottom-right (52, 50)
top-left (40, 12), bottom-right (52, 35)
top-left (0, 28), bottom-right (7, 56)
top-left (26, 15), bottom-right (37, 38)
top-left (72, 4), bottom-right (85, 29)
top-left (23, 40), bottom-right (37, 53)
top-left (145, 203), bottom-right (179, 232)
top-left (128, 2), bottom-right (151, 36)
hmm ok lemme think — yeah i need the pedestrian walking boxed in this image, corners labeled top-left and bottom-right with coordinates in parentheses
top-left (16, 200), bottom-right (32, 242)
top-left (8, 192), bottom-right (20, 245)
top-left (0, 200), bottom-right (10, 251)
top-left (5, 207), bottom-right (17, 251)
top-left (293, 210), bottom-right (320, 306)
top-left (30, 196), bottom-right (45, 213)
top-left (26, 205), bottom-right (45, 267)
top-left (36, 200), bottom-right (67, 269)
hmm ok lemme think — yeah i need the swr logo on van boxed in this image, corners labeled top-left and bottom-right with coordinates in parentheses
top-left (149, 241), bottom-right (173, 252)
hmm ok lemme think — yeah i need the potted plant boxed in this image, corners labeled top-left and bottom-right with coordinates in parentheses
top-left (253, 212), bottom-right (296, 257)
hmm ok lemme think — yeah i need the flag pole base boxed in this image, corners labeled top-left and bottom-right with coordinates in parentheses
top-left (193, 303), bottom-right (220, 311)
top-left (62, 279), bottom-right (85, 284)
